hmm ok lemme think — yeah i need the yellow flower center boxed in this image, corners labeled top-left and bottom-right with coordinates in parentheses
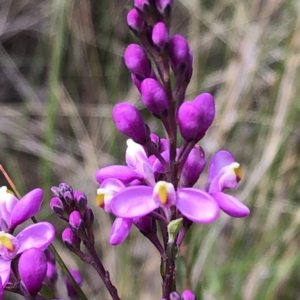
top-left (156, 182), bottom-right (168, 204)
top-left (0, 232), bottom-right (14, 251)
top-left (96, 189), bottom-right (114, 208)
top-left (232, 163), bottom-right (242, 181)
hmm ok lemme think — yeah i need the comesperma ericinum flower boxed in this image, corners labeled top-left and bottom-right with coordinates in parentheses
top-left (19, 248), bottom-right (48, 295)
top-left (96, 139), bottom-right (155, 186)
top-left (111, 181), bottom-right (219, 223)
top-left (207, 150), bottom-right (250, 218)
top-left (0, 222), bottom-right (55, 288)
top-left (0, 187), bottom-right (43, 231)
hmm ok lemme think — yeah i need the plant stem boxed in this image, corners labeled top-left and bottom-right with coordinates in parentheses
top-left (84, 243), bottom-right (121, 300)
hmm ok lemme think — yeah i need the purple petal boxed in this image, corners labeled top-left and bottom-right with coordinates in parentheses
top-left (0, 187), bottom-right (18, 230)
top-left (0, 233), bottom-right (19, 260)
top-left (19, 248), bottom-right (47, 295)
top-left (10, 188), bottom-right (43, 229)
top-left (180, 145), bottom-right (206, 187)
top-left (210, 192), bottom-right (250, 218)
top-left (16, 222), bottom-right (55, 254)
top-left (141, 78), bottom-right (168, 117)
top-left (178, 101), bottom-right (203, 142)
top-left (176, 188), bottom-right (219, 223)
top-left (100, 178), bottom-right (126, 192)
top-left (95, 165), bottom-right (143, 184)
top-left (152, 22), bottom-right (169, 49)
top-left (0, 258), bottom-right (11, 287)
top-left (109, 217), bottom-right (132, 245)
top-left (182, 290), bottom-right (196, 300)
top-left (124, 44), bottom-right (150, 77)
top-left (208, 150), bottom-right (236, 182)
top-left (111, 186), bottom-right (158, 218)
top-left (112, 102), bottom-right (149, 144)
top-left (193, 93), bottom-right (215, 138)
top-left (155, 0), bottom-right (174, 15)
top-left (127, 8), bottom-right (145, 33)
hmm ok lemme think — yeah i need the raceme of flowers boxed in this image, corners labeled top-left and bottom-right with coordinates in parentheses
top-left (0, 0), bottom-right (250, 299)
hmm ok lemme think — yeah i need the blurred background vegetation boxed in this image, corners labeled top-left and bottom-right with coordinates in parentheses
top-left (1, 0), bottom-right (300, 299)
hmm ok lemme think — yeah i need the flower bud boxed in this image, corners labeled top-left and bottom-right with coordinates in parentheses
top-left (50, 186), bottom-right (60, 198)
top-left (63, 190), bottom-right (73, 205)
top-left (65, 269), bottom-right (83, 298)
top-left (83, 207), bottom-right (94, 227)
top-left (182, 290), bottom-right (197, 300)
top-left (124, 44), bottom-right (151, 78)
top-left (69, 211), bottom-right (85, 233)
top-left (155, 0), bottom-right (173, 15)
top-left (73, 190), bottom-right (87, 211)
top-left (169, 35), bottom-right (190, 74)
top-left (10, 188), bottom-right (43, 229)
top-left (59, 183), bottom-right (73, 196)
top-left (46, 262), bottom-right (58, 284)
top-left (134, 0), bottom-right (150, 13)
top-left (62, 227), bottom-right (81, 251)
top-left (112, 102), bottom-right (150, 144)
top-left (180, 145), bottom-right (206, 187)
top-left (178, 101), bottom-right (203, 142)
top-left (50, 197), bottom-right (64, 216)
top-left (19, 248), bottom-right (47, 295)
top-left (109, 217), bottom-right (132, 245)
top-left (152, 22), bottom-right (169, 49)
top-left (127, 8), bottom-right (145, 33)
top-left (192, 93), bottom-right (215, 139)
top-left (141, 78), bottom-right (168, 117)
top-left (169, 291), bottom-right (181, 300)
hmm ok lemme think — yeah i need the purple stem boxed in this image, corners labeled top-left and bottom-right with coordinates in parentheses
top-left (84, 242), bottom-right (121, 300)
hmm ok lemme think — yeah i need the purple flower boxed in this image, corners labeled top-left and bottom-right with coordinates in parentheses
top-left (178, 101), bottom-right (203, 142)
top-left (169, 35), bottom-right (190, 74)
top-left (141, 78), bottom-right (169, 117)
top-left (109, 217), bottom-right (133, 245)
top-left (112, 102), bottom-right (150, 144)
top-left (124, 44), bottom-right (151, 78)
top-left (111, 181), bottom-right (219, 223)
top-left (0, 222), bottom-right (55, 288)
top-left (96, 139), bottom-right (155, 186)
top-left (182, 290), bottom-right (196, 300)
top-left (207, 150), bottom-right (250, 217)
top-left (19, 248), bottom-right (47, 295)
top-left (155, 0), bottom-right (173, 15)
top-left (0, 187), bottom-right (43, 231)
top-left (152, 22), bottom-right (169, 49)
top-left (127, 8), bottom-right (145, 33)
top-left (180, 145), bottom-right (206, 187)
top-left (134, 0), bottom-right (150, 13)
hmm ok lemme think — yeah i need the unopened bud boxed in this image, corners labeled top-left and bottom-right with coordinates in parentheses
top-left (112, 102), bottom-right (150, 144)
top-left (62, 227), bottom-right (81, 251)
top-left (152, 22), bottom-right (169, 49)
top-left (127, 8), bottom-right (146, 33)
top-left (169, 35), bottom-right (190, 74)
top-left (141, 78), bottom-right (168, 117)
top-left (124, 44), bottom-right (151, 78)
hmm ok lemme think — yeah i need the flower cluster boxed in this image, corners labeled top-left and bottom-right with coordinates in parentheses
top-left (95, 1), bottom-right (249, 245)
top-left (0, 187), bottom-right (55, 298)
top-left (93, 0), bottom-right (250, 298)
